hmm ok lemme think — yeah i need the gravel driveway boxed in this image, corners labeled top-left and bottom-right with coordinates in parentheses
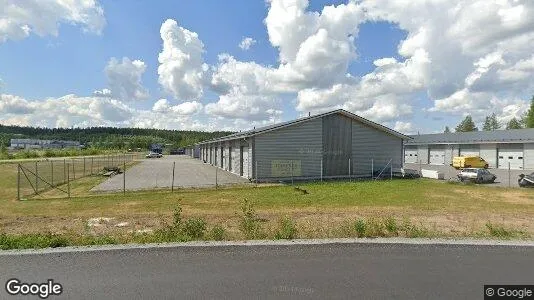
top-left (92, 155), bottom-right (249, 192)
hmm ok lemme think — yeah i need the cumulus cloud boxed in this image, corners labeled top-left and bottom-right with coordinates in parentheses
top-left (0, 93), bottom-right (211, 130)
top-left (358, 0), bottom-right (534, 122)
top-left (0, 0), bottom-right (105, 43)
top-left (158, 19), bottom-right (208, 101)
top-left (0, 94), bottom-right (132, 128)
top-left (393, 121), bottom-right (414, 134)
top-left (151, 99), bottom-right (203, 115)
top-left (239, 37), bottom-right (256, 50)
top-left (104, 57), bottom-right (149, 101)
top-left (205, 90), bottom-right (282, 122)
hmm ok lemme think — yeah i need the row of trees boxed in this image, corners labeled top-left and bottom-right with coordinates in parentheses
top-left (446, 96), bottom-right (534, 133)
top-left (0, 125), bottom-right (232, 150)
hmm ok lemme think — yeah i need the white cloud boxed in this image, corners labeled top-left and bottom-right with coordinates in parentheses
top-left (104, 57), bottom-right (149, 101)
top-left (151, 99), bottom-right (203, 115)
top-left (92, 88), bottom-right (112, 98)
top-left (393, 121), bottom-right (414, 134)
top-left (205, 90), bottom-right (282, 122)
top-left (357, 0), bottom-right (534, 125)
top-left (239, 37), bottom-right (256, 50)
top-left (0, 94), bottom-right (132, 128)
top-left (0, 0), bottom-right (105, 43)
top-left (158, 19), bottom-right (207, 101)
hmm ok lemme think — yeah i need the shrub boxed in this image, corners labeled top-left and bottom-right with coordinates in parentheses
top-left (274, 216), bottom-right (298, 240)
top-left (209, 225), bottom-right (226, 241)
top-left (172, 204), bottom-right (183, 230)
top-left (384, 217), bottom-right (399, 236)
top-left (485, 223), bottom-right (525, 239)
top-left (183, 218), bottom-right (207, 239)
top-left (239, 198), bottom-right (263, 239)
top-left (354, 219), bottom-right (367, 238)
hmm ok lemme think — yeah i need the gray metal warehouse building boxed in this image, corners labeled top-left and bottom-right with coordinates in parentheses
top-left (194, 109), bottom-right (410, 182)
top-left (405, 129), bottom-right (534, 170)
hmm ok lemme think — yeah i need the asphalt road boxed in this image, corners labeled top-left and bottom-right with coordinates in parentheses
top-left (405, 162), bottom-right (531, 188)
top-left (92, 155), bottom-right (249, 191)
top-left (1, 242), bottom-right (533, 299)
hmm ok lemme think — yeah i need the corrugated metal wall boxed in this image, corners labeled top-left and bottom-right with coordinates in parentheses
top-left (351, 121), bottom-right (403, 176)
top-left (254, 117), bottom-right (323, 180)
top-left (322, 114), bottom-right (352, 176)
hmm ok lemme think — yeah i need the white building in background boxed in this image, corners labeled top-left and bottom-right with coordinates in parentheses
top-left (404, 128), bottom-right (534, 170)
top-left (10, 139), bottom-right (81, 150)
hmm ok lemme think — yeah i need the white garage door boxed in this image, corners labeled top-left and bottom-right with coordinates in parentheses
top-left (429, 147), bottom-right (445, 165)
top-left (460, 145), bottom-right (480, 157)
top-left (404, 147), bottom-right (418, 163)
top-left (498, 146), bottom-right (524, 170)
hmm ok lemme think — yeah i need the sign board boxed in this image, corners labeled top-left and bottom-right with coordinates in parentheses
top-left (271, 160), bottom-right (302, 177)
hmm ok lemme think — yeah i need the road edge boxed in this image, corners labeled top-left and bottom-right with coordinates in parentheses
top-left (1, 237), bottom-right (534, 255)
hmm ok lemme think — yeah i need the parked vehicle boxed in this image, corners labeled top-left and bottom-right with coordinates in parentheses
top-left (145, 152), bottom-right (163, 158)
top-left (452, 156), bottom-right (489, 169)
top-left (457, 168), bottom-right (496, 183)
top-left (518, 173), bottom-right (534, 187)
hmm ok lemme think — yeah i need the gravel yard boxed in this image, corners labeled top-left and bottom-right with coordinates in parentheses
top-left (92, 155), bottom-right (249, 192)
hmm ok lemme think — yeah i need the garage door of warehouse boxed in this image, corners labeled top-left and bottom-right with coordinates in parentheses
top-left (498, 144), bottom-right (524, 170)
top-left (404, 147), bottom-right (418, 163)
top-left (460, 144), bottom-right (480, 157)
top-left (429, 146), bottom-right (445, 165)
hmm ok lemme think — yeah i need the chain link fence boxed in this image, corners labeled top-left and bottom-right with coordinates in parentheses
top-left (253, 158), bottom-right (404, 184)
top-left (17, 153), bottom-right (143, 199)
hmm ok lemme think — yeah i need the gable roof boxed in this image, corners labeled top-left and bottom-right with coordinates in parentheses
top-left (407, 128), bottom-right (534, 145)
top-left (196, 109), bottom-right (411, 145)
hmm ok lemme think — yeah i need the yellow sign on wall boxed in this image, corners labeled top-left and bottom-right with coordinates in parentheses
top-left (271, 160), bottom-right (302, 177)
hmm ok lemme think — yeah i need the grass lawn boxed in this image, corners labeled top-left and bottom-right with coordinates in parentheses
top-left (0, 154), bottom-right (533, 248)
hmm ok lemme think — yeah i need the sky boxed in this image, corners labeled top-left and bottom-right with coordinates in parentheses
top-left (0, 0), bottom-right (533, 134)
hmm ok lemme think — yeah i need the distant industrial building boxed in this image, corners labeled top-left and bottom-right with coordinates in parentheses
top-left (405, 129), bottom-right (534, 170)
top-left (192, 109), bottom-right (410, 181)
top-left (10, 139), bottom-right (81, 150)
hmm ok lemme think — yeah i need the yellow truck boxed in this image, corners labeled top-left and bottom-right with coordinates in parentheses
top-left (451, 156), bottom-right (489, 169)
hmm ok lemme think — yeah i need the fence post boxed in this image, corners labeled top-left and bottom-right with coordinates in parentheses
top-left (83, 157), bottom-right (86, 177)
top-left (291, 161), bottom-right (294, 186)
top-left (51, 160), bottom-right (54, 187)
top-left (508, 162), bottom-right (511, 188)
top-left (91, 157), bottom-right (94, 175)
top-left (390, 160), bottom-right (393, 180)
top-left (35, 161), bottom-right (38, 193)
top-left (320, 158), bottom-right (323, 182)
top-left (63, 159), bottom-right (66, 184)
top-left (171, 161), bottom-right (176, 192)
top-left (67, 164), bottom-right (71, 198)
top-left (123, 161), bottom-right (126, 195)
top-left (348, 158), bottom-right (351, 182)
top-left (17, 164), bottom-right (20, 201)
top-left (371, 158), bottom-right (374, 179)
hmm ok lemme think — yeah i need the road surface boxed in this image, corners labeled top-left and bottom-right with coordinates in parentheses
top-left (1, 241), bottom-right (533, 299)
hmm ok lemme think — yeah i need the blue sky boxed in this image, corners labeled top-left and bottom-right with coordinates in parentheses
top-left (0, 0), bottom-right (532, 133)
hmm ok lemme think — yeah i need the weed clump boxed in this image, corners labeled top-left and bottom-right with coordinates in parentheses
top-left (274, 216), bottom-right (298, 240)
top-left (239, 198), bottom-right (264, 239)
